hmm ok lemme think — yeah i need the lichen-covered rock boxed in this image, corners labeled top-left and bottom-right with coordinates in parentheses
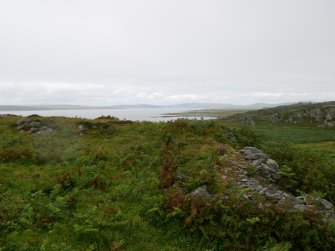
top-left (240, 147), bottom-right (280, 182)
top-left (258, 163), bottom-right (280, 182)
top-left (288, 112), bottom-right (303, 123)
top-left (321, 121), bottom-right (335, 128)
top-left (238, 117), bottom-right (256, 126)
top-left (176, 169), bottom-right (188, 182)
top-left (235, 146), bottom-right (335, 222)
top-left (77, 121), bottom-right (111, 135)
top-left (191, 185), bottom-right (212, 201)
top-left (17, 118), bottom-right (41, 130)
top-left (265, 159), bottom-right (279, 170)
top-left (36, 127), bottom-right (53, 135)
top-left (269, 113), bottom-right (281, 123)
top-left (319, 198), bottom-right (334, 210)
top-left (240, 147), bottom-right (267, 160)
top-left (78, 124), bottom-right (89, 131)
top-left (16, 117), bottom-right (53, 135)
top-left (268, 106), bottom-right (335, 127)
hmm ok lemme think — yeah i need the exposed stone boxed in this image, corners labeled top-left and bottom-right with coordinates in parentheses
top-left (293, 204), bottom-right (311, 212)
top-left (240, 147), bottom-right (279, 182)
top-left (16, 117), bottom-right (53, 135)
top-left (36, 127), bottom-right (53, 135)
top-left (77, 121), bottom-right (112, 134)
top-left (78, 124), bottom-right (89, 131)
top-left (176, 169), bottom-right (188, 182)
top-left (258, 163), bottom-right (280, 182)
top-left (252, 159), bottom-right (265, 166)
top-left (319, 198), bottom-right (334, 210)
top-left (288, 112), bottom-right (303, 123)
top-left (191, 185), bottom-right (212, 201)
top-left (269, 113), bottom-right (281, 123)
top-left (240, 147), bottom-right (268, 160)
top-left (265, 159), bottom-right (279, 170)
top-left (268, 106), bottom-right (335, 127)
top-left (230, 146), bottom-right (335, 221)
top-left (238, 116), bottom-right (256, 126)
top-left (305, 108), bottom-right (324, 121)
top-left (245, 153), bottom-right (267, 161)
top-left (240, 147), bottom-right (263, 155)
top-left (322, 121), bottom-right (335, 128)
top-left (17, 119), bottom-right (41, 130)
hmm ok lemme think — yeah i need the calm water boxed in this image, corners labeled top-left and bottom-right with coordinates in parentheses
top-left (0, 108), bottom-right (213, 122)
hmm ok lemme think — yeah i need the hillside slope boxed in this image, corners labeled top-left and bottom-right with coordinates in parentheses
top-left (230, 101), bottom-right (335, 128)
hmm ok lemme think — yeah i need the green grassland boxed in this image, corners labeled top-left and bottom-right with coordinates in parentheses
top-left (1, 115), bottom-right (335, 250)
top-left (253, 125), bottom-right (335, 162)
top-left (252, 125), bottom-right (335, 143)
top-left (162, 109), bottom-right (251, 118)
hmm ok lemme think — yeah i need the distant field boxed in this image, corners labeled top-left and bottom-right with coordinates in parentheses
top-left (296, 141), bottom-right (335, 162)
top-left (163, 109), bottom-right (253, 118)
top-left (252, 125), bottom-right (335, 163)
top-left (253, 125), bottom-right (335, 144)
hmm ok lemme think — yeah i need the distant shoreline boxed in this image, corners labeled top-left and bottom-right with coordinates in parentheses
top-left (0, 102), bottom-right (289, 112)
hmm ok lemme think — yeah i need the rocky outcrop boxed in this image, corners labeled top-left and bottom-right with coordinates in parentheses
top-left (168, 144), bottom-right (334, 222)
top-left (77, 121), bottom-right (110, 135)
top-left (16, 116), bottom-right (54, 135)
top-left (239, 147), bottom-right (334, 221)
top-left (77, 119), bottom-right (132, 135)
top-left (269, 113), bottom-right (281, 123)
top-left (217, 146), bottom-right (335, 222)
top-left (322, 121), bottom-right (335, 128)
top-left (191, 185), bottom-right (212, 201)
top-left (267, 107), bottom-right (335, 128)
top-left (238, 116), bottom-right (256, 126)
top-left (78, 124), bottom-right (89, 135)
top-left (240, 147), bottom-right (281, 182)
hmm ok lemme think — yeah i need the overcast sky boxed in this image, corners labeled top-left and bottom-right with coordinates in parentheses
top-left (0, 0), bottom-right (334, 105)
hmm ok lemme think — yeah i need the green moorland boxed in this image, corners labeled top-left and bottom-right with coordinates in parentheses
top-left (1, 114), bottom-right (335, 250)
top-left (230, 101), bottom-right (335, 163)
top-left (162, 109), bottom-right (251, 118)
top-left (251, 125), bottom-right (335, 163)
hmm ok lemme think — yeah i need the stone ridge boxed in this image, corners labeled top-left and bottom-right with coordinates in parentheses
top-left (240, 147), bottom-right (334, 221)
top-left (269, 107), bottom-right (335, 128)
top-left (213, 146), bottom-right (335, 222)
top-left (16, 116), bottom-right (54, 135)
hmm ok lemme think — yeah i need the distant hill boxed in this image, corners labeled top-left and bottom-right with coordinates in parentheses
top-left (0, 105), bottom-right (93, 111)
top-left (0, 102), bottom-right (287, 112)
top-left (0, 104), bottom-right (162, 111)
top-left (167, 102), bottom-right (290, 109)
top-left (229, 101), bottom-right (335, 128)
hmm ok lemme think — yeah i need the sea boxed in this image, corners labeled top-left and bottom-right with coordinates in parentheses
top-left (0, 108), bottom-right (213, 122)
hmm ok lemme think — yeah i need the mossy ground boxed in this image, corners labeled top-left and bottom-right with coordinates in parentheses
top-left (0, 116), bottom-right (335, 250)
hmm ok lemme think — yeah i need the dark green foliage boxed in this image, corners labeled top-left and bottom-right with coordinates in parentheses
top-left (161, 183), bottom-right (335, 250)
top-left (0, 135), bottom-right (38, 164)
top-left (216, 125), bottom-right (261, 148)
top-left (261, 142), bottom-right (335, 203)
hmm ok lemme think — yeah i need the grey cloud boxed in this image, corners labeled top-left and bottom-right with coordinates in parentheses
top-left (0, 0), bottom-right (334, 105)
